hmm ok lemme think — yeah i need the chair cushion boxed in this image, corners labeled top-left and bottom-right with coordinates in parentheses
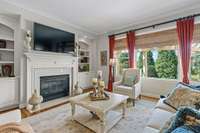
top-left (114, 85), bottom-right (134, 98)
top-left (147, 108), bottom-right (175, 130)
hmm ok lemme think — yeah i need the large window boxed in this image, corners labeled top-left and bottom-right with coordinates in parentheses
top-left (137, 47), bottom-right (178, 79)
top-left (191, 43), bottom-right (200, 81)
top-left (114, 50), bottom-right (129, 77)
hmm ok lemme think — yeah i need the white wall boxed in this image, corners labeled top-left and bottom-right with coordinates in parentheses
top-left (96, 35), bottom-right (109, 85)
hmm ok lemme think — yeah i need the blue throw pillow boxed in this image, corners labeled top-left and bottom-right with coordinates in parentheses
top-left (176, 82), bottom-right (200, 91)
top-left (172, 126), bottom-right (195, 133)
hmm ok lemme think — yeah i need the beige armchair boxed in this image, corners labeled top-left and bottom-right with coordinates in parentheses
top-left (113, 68), bottom-right (141, 106)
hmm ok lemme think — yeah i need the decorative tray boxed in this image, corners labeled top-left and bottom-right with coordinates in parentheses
top-left (89, 92), bottom-right (110, 101)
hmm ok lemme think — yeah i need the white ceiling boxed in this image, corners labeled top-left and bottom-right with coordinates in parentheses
top-left (4, 0), bottom-right (200, 35)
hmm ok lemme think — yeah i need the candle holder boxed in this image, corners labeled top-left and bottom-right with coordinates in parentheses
top-left (90, 80), bottom-right (109, 101)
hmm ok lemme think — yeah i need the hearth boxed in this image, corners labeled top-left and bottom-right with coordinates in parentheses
top-left (40, 74), bottom-right (70, 102)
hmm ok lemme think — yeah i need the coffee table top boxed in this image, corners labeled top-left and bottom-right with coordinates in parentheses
top-left (69, 92), bottom-right (128, 114)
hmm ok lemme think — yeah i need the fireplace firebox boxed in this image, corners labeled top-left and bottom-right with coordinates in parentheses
top-left (40, 74), bottom-right (69, 102)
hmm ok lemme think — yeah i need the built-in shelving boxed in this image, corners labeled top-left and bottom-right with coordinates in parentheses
top-left (78, 41), bottom-right (90, 72)
top-left (0, 38), bottom-right (14, 77)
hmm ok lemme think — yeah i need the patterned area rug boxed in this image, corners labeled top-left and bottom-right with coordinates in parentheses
top-left (23, 100), bottom-right (156, 133)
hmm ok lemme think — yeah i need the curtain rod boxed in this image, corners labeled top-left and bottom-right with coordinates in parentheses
top-left (109, 13), bottom-right (200, 37)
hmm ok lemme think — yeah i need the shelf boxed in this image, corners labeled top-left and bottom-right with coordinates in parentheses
top-left (0, 37), bottom-right (14, 42)
top-left (0, 61), bottom-right (14, 64)
top-left (0, 48), bottom-right (14, 52)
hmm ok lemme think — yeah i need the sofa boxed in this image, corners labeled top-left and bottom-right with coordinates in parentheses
top-left (143, 98), bottom-right (177, 133)
top-left (0, 109), bottom-right (34, 132)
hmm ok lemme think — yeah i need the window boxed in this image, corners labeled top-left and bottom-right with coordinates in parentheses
top-left (136, 47), bottom-right (178, 79)
top-left (191, 43), bottom-right (200, 81)
top-left (190, 24), bottom-right (200, 81)
top-left (114, 50), bottom-right (129, 77)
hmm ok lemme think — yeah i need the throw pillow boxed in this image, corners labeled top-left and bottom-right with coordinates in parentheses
top-left (164, 84), bottom-right (200, 110)
top-left (122, 73), bottom-right (136, 87)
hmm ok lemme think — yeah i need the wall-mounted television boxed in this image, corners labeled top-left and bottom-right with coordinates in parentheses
top-left (34, 23), bottom-right (75, 53)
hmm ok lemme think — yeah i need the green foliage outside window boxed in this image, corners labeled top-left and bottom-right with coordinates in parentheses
top-left (191, 53), bottom-right (200, 81)
top-left (137, 49), bottom-right (178, 79)
top-left (117, 52), bottom-right (129, 74)
top-left (155, 50), bottom-right (178, 79)
top-left (147, 51), bottom-right (157, 77)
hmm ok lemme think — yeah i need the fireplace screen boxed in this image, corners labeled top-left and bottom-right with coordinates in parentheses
top-left (40, 74), bottom-right (70, 102)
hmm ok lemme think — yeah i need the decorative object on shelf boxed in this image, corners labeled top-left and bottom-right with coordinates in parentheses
top-left (0, 40), bottom-right (6, 48)
top-left (24, 30), bottom-right (32, 52)
top-left (90, 79), bottom-right (109, 101)
top-left (28, 89), bottom-right (43, 111)
top-left (73, 82), bottom-right (83, 95)
top-left (109, 58), bottom-right (116, 82)
top-left (100, 50), bottom-right (107, 66)
top-left (2, 64), bottom-right (12, 77)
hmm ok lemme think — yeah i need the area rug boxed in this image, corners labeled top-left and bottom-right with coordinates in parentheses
top-left (23, 100), bottom-right (156, 133)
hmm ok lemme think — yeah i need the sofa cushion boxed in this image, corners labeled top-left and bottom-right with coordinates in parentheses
top-left (143, 127), bottom-right (159, 133)
top-left (0, 110), bottom-right (21, 125)
top-left (147, 108), bottom-right (175, 130)
top-left (155, 98), bottom-right (176, 113)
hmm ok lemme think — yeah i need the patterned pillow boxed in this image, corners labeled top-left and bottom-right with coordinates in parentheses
top-left (122, 73), bottom-right (136, 87)
top-left (164, 84), bottom-right (200, 110)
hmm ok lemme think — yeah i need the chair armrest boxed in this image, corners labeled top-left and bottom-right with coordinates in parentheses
top-left (133, 79), bottom-right (142, 98)
top-left (113, 80), bottom-right (122, 86)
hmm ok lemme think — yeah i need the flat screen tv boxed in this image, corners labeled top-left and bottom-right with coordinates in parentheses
top-left (34, 23), bottom-right (75, 53)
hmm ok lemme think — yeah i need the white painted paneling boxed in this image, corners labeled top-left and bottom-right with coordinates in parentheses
top-left (0, 78), bottom-right (19, 108)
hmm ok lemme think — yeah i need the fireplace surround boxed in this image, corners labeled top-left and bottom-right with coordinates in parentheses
top-left (22, 52), bottom-right (78, 108)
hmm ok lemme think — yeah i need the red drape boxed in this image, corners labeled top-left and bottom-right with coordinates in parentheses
top-left (127, 31), bottom-right (135, 68)
top-left (108, 35), bottom-right (115, 92)
top-left (176, 17), bottom-right (194, 84)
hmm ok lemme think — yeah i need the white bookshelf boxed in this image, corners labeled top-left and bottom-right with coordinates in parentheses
top-left (0, 39), bottom-right (14, 77)
top-left (78, 42), bottom-right (90, 72)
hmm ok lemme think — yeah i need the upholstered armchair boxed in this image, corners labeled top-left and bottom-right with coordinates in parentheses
top-left (113, 68), bottom-right (141, 106)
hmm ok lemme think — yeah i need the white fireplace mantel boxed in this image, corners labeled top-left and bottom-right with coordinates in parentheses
top-left (22, 51), bottom-right (78, 105)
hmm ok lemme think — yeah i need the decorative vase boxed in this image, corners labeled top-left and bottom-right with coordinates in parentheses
top-left (74, 82), bottom-right (83, 95)
top-left (2, 65), bottom-right (12, 77)
top-left (25, 30), bottom-right (32, 52)
top-left (28, 89), bottom-right (43, 111)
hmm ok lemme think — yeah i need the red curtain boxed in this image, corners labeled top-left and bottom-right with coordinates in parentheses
top-left (127, 31), bottom-right (135, 68)
top-left (108, 35), bottom-right (115, 92)
top-left (176, 17), bottom-right (194, 84)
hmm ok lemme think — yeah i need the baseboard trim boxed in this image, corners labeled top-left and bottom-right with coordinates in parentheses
top-left (140, 95), bottom-right (159, 102)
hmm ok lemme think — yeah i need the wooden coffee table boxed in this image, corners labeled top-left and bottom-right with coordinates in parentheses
top-left (69, 92), bottom-right (128, 133)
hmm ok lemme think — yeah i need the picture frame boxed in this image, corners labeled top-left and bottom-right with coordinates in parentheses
top-left (100, 50), bottom-right (107, 66)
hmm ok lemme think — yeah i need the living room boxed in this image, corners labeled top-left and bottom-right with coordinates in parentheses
top-left (0, 0), bottom-right (200, 133)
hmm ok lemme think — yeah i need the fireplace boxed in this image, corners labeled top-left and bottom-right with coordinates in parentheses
top-left (40, 74), bottom-right (70, 102)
